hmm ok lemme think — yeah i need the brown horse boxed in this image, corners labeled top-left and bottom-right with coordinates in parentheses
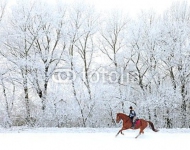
top-left (115, 113), bottom-right (159, 138)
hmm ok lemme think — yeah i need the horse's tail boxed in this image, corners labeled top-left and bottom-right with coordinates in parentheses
top-left (147, 121), bottom-right (159, 132)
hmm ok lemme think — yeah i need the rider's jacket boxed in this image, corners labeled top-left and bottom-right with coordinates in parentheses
top-left (129, 110), bottom-right (136, 118)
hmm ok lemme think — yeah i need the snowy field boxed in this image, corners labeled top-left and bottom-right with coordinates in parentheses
top-left (0, 127), bottom-right (190, 150)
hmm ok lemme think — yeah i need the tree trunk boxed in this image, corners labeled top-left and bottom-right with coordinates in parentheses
top-left (23, 73), bottom-right (31, 125)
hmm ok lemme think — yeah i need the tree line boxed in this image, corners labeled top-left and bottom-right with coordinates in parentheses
top-left (0, 0), bottom-right (190, 128)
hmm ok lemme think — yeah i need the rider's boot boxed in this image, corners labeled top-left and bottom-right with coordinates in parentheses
top-left (131, 122), bottom-right (135, 129)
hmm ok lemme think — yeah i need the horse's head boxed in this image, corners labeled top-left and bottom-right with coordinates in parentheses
top-left (116, 113), bottom-right (129, 123)
top-left (116, 113), bottom-right (121, 123)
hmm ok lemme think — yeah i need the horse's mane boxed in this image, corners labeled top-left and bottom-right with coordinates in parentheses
top-left (117, 113), bottom-right (129, 118)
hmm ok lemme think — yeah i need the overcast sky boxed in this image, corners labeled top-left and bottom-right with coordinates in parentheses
top-left (8, 0), bottom-right (188, 16)
top-left (62, 0), bottom-right (183, 16)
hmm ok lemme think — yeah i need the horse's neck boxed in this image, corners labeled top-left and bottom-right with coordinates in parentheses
top-left (120, 114), bottom-right (129, 121)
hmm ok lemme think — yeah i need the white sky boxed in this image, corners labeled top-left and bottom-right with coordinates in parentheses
top-left (8, 0), bottom-right (189, 16)
top-left (62, 0), bottom-right (183, 16)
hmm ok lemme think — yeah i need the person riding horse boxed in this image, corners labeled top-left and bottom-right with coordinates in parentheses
top-left (129, 106), bottom-right (136, 128)
top-left (115, 113), bottom-right (159, 138)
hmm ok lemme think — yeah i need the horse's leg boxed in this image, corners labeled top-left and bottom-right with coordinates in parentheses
top-left (115, 129), bottom-right (122, 137)
top-left (135, 128), bottom-right (145, 138)
top-left (115, 128), bottom-right (126, 137)
top-left (135, 122), bottom-right (147, 138)
top-left (135, 130), bottom-right (141, 138)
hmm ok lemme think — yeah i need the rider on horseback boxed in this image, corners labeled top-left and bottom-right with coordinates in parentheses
top-left (129, 106), bottom-right (136, 129)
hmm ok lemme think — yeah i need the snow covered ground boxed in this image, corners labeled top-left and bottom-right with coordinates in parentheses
top-left (0, 127), bottom-right (190, 150)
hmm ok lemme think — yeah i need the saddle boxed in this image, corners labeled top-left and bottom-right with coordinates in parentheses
top-left (135, 119), bottom-right (140, 126)
top-left (131, 118), bottom-right (140, 128)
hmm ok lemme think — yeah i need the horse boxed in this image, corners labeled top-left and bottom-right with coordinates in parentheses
top-left (115, 113), bottom-right (159, 138)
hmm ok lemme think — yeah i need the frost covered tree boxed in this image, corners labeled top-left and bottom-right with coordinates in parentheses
top-left (0, 0), bottom-right (6, 22)
top-left (0, 0), bottom-right (67, 126)
top-left (0, 1), bottom-right (39, 125)
top-left (99, 11), bottom-right (131, 113)
top-left (30, 2), bottom-right (67, 112)
top-left (127, 12), bottom-right (159, 92)
top-left (64, 4), bottom-right (100, 127)
top-left (158, 2), bottom-right (190, 127)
